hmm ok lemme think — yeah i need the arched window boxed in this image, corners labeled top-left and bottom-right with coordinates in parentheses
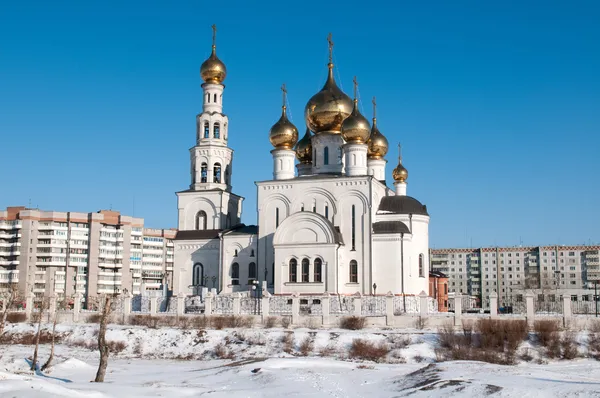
top-left (234, 249), bottom-right (238, 257)
top-left (213, 93), bottom-right (217, 103)
top-left (419, 253), bottom-right (425, 277)
top-left (231, 262), bottom-right (240, 285)
top-left (325, 205), bottom-right (329, 219)
top-left (275, 208), bottom-right (280, 228)
top-left (206, 93), bottom-right (210, 103)
top-left (301, 258), bottom-right (309, 282)
top-left (201, 163), bottom-right (208, 183)
top-left (324, 147), bottom-right (329, 165)
top-left (193, 263), bottom-right (204, 286)
top-left (349, 260), bottom-right (358, 283)
top-left (351, 205), bottom-right (356, 251)
top-left (204, 122), bottom-right (209, 138)
top-left (289, 259), bottom-right (297, 283)
top-left (213, 163), bottom-right (221, 183)
top-left (248, 262), bottom-right (257, 282)
top-left (213, 123), bottom-right (220, 139)
top-left (314, 258), bottom-right (322, 283)
top-left (251, 249), bottom-right (255, 257)
top-left (196, 211), bottom-right (207, 230)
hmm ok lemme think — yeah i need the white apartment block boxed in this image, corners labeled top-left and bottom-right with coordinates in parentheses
top-left (430, 245), bottom-right (600, 307)
top-left (0, 206), bottom-right (175, 301)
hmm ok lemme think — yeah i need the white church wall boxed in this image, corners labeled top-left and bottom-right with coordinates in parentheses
top-left (221, 233), bottom-right (258, 294)
top-left (372, 234), bottom-right (402, 294)
top-left (173, 239), bottom-right (220, 295)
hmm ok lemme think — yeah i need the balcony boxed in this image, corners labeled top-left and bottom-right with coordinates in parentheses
top-left (98, 262), bottom-right (122, 268)
top-left (0, 233), bottom-right (21, 239)
top-left (0, 221), bottom-right (22, 229)
top-left (35, 261), bottom-right (66, 267)
top-left (0, 259), bottom-right (19, 266)
top-left (0, 242), bottom-right (20, 248)
top-left (143, 247), bottom-right (163, 254)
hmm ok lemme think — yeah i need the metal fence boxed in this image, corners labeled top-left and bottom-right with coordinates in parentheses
top-left (329, 296), bottom-right (354, 315)
top-left (361, 296), bottom-right (386, 316)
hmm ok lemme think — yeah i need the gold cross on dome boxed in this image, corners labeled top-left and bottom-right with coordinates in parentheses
top-left (281, 83), bottom-right (287, 108)
top-left (372, 96), bottom-right (377, 118)
top-left (352, 76), bottom-right (358, 100)
top-left (327, 32), bottom-right (334, 63)
top-left (211, 24), bottom-right (217, 47)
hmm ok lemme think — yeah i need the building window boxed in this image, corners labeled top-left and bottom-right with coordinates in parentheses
top-left (349, 260), bottom-right (358, 283)
top-left (231, 263), bottom-right (239, 285)
top-left (193, 263), bottom-right (203, 286)
top-left (213, 93), bottom-right (217, 103)
top-left (214, 163), bottom-right (221, 183)
top-left (196, 211), bottom-right (207, 230)
top-left (203, 122), bottom-right (209, 138)
top-left (201, 163), bottom-right (208, 183)
top-left (275, 208), bottom-right (280, 228)
top-left (419, 254), bottom-right (424, 277)
top-left (234, 249), bottom-right (238, 257)
top-left (351, 205), bottom-right (356, 251)
top-left (206, 93), bottom-right (210, 103)
top-left (250, 249), bottom-right (255, 257)
top-left (314, 258), bottom-right (322, 282)
top-left (289, 259), bottom-right (297, 282)
top-left (324, 147), bottom-right (329, 165)
top-left (301, 258), bottom-right (309, 282)
top-left (325, 205), bottom-right (329, 219)
top-left (248, 262), bottom-right (256, 283)
top-left (214, 123), bottom-right (220, 139)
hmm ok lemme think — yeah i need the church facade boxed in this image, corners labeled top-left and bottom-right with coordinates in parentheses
top-left (173, 29), bottom-right (430, 297)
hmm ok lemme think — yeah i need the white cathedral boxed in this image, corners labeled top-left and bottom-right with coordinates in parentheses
top-left (173, 29), bottom-right (430, 297)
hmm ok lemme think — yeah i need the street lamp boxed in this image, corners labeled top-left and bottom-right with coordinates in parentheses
top-left (372, 283), bottom-right (377, 296)
top-left (251, 280), bottom-right (261, 314)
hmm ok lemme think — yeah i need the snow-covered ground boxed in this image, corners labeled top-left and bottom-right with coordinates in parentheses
top-left (1, 323), bottom-right (600, 397)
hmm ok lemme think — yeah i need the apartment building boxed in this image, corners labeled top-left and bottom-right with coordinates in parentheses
top-left (0, 206), bottom-right (175, 301)
top-left (430, 245), bottom-right (600, 307)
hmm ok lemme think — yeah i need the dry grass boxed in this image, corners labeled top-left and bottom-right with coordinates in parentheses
top-left (340, 316), bottom-right (366, 330)
top-left (281, 331), bottom-right (294, 354)
top-left (299, 336), bottom-right (314, 356)
top-left (263, 316), bottom-right (278, 329)
top-left (6, 313), bottom-right (26, 323)
top-left (319, 344), bottom-right (338, 357)
top-left (214, 342), bottom-right (234, 359)
top-left (561, 332), bottom-right (579, 360)
top-left (0, 330), bottom-right (64, 345)
top-left (281, 316), bottom-right (292, 329)
top-left (349, 339), bottom-right (390, 362)
top-left (386, 334), bottom-right (411, 350)
top-left (68, 339), bottom-right (126, 353)
top-left (534, 320), bottom-right (561, 359)
top-left (356, 364), bottom-right (375, 369)
top-left (304, 317), bottom-right (320, 330)
top-left (414, 316), bottom-right (427, 330)
top-left (588, 320), bottom-right (600, 360)
top-left (85, 314), bottom-right (102, 323)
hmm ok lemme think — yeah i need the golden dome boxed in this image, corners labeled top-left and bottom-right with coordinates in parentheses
top-left (304, 64), bottom-right (353, 134)
top-left (392, 161), bottom-right (408, 183)
top-left (200, 45), bottom-right (227, 84)
top-left (295, 128), bottom-right (313, 164)
top-left (269, 106), bottom-right (299, 149)
top-left (367, 118), bottom-right (389, 159)
top-left (341, 98), bottom-right (371, 144)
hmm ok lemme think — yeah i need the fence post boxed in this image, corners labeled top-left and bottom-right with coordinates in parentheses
top-left (261, 291), bottom-right (270, 319)
top-left (321, 293), bottom-right (330, 326)
top-left (525, 292), bottom-right (535, 326)
top-left (353, 293), bottom-right (362, 317)
top-left (150, 296), bottom-right (159, 316)
top-left (204, 292), bottom-right (213, 315)
top-left (232, 293), bottom-right (241, 316)
top-left (291, 293), bottom-right (300, 325)
top-left (176, 293), bottom-right (185, 317)
top-left (489, 292), bottom-right (498, 319)
top-left (25, 294), bottom-right (34, 322)
top-left (563, 295), bottom-right (572, 327)
top-left (419, 291), bottom-right (429, 317)
top-left (73, 293), bottom-right (82, 322)
top-left (453, 294), bottom-right (462, 327)
top-left (385, 292), bottom-right (394, 326)
top-left (123, 293), bottom-right (132, 317)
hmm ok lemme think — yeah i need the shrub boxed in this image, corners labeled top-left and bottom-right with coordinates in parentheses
top-left (387, 334), bottom-right (410, 350)
top-left (264, 316), bottom-right (278, 329)
top-left (304, 317), bottom-right (320, 330)
top-left (561, 332), bottom-right (578, 360)
top-left (214, 343), bottom-right (234, 359)
top-left (234, 316), bottom-right (254, 329)
top-left (414, 316), bottom-right (427, 330)
top-left (6, 313), bottom-right (26, 323)
top-left (245, 333), bottom-right (266, 346)
top-left (349, 339), bottom-right (390, 362)
top-left (281, 316), bottom-right (291, 329)
top-left (340, 316), bottom-right (366, 330)
top-left (319, 344), bottom-right (337, 357)
top-left (281, 331), bottom-right (294, 354)
top-left (413, 355), bottom-right (426, 363)
top-left (534, 320), bottom-right (561, 359)
top-left (85, 314), bottom-right (102, 324)
top-left (299, 336), bottom-right (314, 356)
top-left (211, 316), bottom-right (233, 330)
top-left (356, 364), bottom-right (375, 369)
top-left (108, 341), bottom-right (127, 354)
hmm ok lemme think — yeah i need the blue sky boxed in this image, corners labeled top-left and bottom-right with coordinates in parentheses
top-left (1, 1), bottom-right (599, 248)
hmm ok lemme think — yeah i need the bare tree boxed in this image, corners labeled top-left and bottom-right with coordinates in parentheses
top-left (94, 294), bottom-right (113, 382)
top-left (0, 283), bottom-right (20, 337)
top-left (30, 298), bottom-right (48, 371)
top-left (41, 296), bottom-right (69, 371)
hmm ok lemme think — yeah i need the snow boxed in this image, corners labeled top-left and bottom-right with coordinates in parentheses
top-left (1, 323), bottom-right (600, 397)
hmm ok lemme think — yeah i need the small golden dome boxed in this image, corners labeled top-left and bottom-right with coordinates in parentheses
top-left (304, 64), bottom-right (353, 134)
top-left (393, 162), bottom-right (408, 183)
top-left (367, 118), bottom-right (389, 159)
top-left (295, 128), bottom-right (313, 164)
top-left (269, 106), bottom-right (299, 149)
top-left (200, 45), bottom-right (227, 84)
top-left (341, 99), bottom-right (371, 144)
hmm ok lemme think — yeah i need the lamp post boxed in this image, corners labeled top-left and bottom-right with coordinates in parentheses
top-left (372, 283), bottom-right (377, 296)
top-left (251, 280), bottom-right (261, 315)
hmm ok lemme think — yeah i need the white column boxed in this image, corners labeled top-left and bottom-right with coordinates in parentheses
top-left (394, 181), bottom-right (407, 196)
top-left (202, 83), bottom-right (224, 114)
top-left (367, 158), bottom-right (386, 181)
top-left (343, 143), bottom-right (368, 176)
top-left (271, 149), bottom-right (296, 180)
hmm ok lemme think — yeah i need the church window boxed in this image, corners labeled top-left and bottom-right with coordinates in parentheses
top-left (248, 262), bottom-right (257, 283)
top-left (226, 214), bottom-right (231, 228)
top-left (214, 163), bottom-right (221, 183)
top-left (234, 249), bottom-right (238, 257)
top-left (214, 93), bottom-right (217, 103)
top-left (225, 166), bottom-right (230, 185)
top-left (349, 260), bottom-right (358, 283)
top-left (251, 249), bottom-right (255, 257)
top-left (314, 149), bottom-right (317, 166)
top-left (204, 122), bottom-right (209, 138)
top-left (206, 93), bottom-right (210, 103)
top-left (351, 205), bottom-right (356, 251)
top-left (193, 263), bottom-right (203, 286)
top-left (201, 163), bottom-right (208, 183)
top-left (289, 259), bottom-right (297, 282)
top-left (325, 205), bottom-right (329, 219)
top-left (231, 263), bottom-right (239, 285)
top-left (324, 147), bottom-right (329, 165)
top-left (196, 211), bottom-right (207, 230)
top-left (314, 258), bottom-right (322, 282)
top-left (301, 258), bottom-right (309, 282)
top-left (313, 204), bottom-right (316, 213)
top-left (214, 123), bottom-right (220, 139)
top-left (275, 208), bottom-right (280, 228)
top-left (419, 254), bottom-right (425, 277)
top-left (301, 205), bottom-right (304, 212)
